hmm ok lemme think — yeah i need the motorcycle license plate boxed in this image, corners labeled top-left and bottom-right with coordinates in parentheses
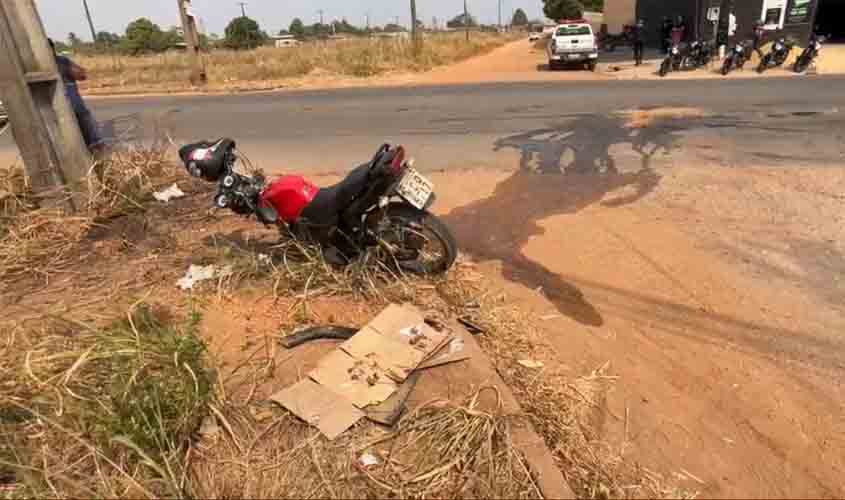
top-left (567, 54), bottom-right (582, 60)
top-left (396, 168), bottom-right (434, 210)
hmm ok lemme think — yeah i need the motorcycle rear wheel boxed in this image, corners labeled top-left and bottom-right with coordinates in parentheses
top-left (378, 203), bottom-right (457, 275)
top-left (721, 57), bottom-right (732, 75)
top-left (659, 59), bottom-right (671, 77)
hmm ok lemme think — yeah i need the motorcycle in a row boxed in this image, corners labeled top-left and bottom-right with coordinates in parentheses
top-left (658, 34), bottom-right (824, 77)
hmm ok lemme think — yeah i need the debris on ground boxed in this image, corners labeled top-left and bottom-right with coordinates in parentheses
top-left (177, 264), bottom-right (233, 290)
top-left (152, 183), bottom-right (185, 203)
top-left (272, 304), bottom-right (470, 439)
top-left (518, 359), bottom-right (545, 369)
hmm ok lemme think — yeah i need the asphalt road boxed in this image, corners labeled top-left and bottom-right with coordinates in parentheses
top-left (2, 76), bottom-right (844, 172)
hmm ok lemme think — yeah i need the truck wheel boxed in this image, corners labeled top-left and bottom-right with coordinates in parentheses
top-left (588, 61), bottom-right (597, 72)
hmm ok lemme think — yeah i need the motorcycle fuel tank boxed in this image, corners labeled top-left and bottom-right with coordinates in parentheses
top-left (260, 175), bottom-right (319, 223)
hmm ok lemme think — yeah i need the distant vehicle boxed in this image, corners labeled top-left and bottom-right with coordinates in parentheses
top-left (547, 21), bottom-right (599, 71)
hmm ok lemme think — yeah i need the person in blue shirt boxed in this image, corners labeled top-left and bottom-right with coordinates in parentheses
top-left (49, 39), bottom-right (101, 149)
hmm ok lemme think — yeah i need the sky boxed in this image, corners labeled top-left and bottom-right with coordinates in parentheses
top-left (36, 0), bottom-right (546, 42)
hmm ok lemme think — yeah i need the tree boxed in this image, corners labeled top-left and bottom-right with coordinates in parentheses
top-left (122, 18), bottom-right (166, 54)
top-left (446, 13), bottom-right (477, 28)
top-left (95, 31), bottom-right (121, 46)
top-left (289, 17), bottom-right (305, 37)
top-left (224, 16), bottom-right (265, 50)
top-left (543, 0), bottom-right (585, 21)
top-left (511, 8), bottom-right (529, 26)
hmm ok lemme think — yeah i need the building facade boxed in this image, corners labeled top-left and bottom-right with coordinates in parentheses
top-left (605, 0), bottom-right (823, 45)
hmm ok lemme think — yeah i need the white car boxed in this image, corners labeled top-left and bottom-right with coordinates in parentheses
top-left (547, 22), bottom-right (599, 71)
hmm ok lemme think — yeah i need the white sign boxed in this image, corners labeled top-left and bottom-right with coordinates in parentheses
top-left (707, 7), bottom-right (720, 22)
top-left (761, 0), bottom-right (787, 29)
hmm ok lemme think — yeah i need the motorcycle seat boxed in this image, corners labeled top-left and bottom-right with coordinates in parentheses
top-left (300, 163), bottom-right (372, 226)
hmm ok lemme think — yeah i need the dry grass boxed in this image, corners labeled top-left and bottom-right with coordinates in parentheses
top-left (190, 392), bottom-right (540, 499)
top-left (77, 33), bottom-right (517, 94)
top-left (0, 306), bottom-right (213, 499)
top-left (0, 146), bottom-right (177, 287)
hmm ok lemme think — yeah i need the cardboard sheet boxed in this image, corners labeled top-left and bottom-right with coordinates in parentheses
top-left (270, 379), bottom-right (365, 440)
top-left (309, 349), bottom-right (399, 409)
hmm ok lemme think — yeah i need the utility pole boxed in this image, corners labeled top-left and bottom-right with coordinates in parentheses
top-left (410, 0), bottom-right (420, 56)
top-left (177, 0), bottom-right (206, 86)
top-left (81, 0), bottom-right (97, 43)
top-left (237, 1), bottom-right (247, 17)
top-left (464, 0), bottom-right (470, 41)
top-left (498, 0), bottom-right (502, 29)
top-left (0, 0), bottom-right (90, 210)
top-left (318, 9), bottom-right (324, 26)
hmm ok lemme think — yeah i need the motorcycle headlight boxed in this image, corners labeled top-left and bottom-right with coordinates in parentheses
top-left (672, 47), bottom-right (679, 55)
top-left (775, 43), bottom-right (783, 50)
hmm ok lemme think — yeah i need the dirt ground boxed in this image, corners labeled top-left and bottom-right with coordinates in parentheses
top-left (4, 106), bottom-right (845, 498)
top-left (427, 111), bottom-right (845, 498)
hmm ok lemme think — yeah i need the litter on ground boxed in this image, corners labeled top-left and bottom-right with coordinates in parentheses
top-left (152, 183), bottom-right (185, 203)
top-left (177, 264), bottom-right (233, 290)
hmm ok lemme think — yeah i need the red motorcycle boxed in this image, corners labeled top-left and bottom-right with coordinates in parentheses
top-left (178, 139), bottom-right (457, 274)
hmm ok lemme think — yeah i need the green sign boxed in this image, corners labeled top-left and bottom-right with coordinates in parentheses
top-left (786, 0), bottom-right (812, 24)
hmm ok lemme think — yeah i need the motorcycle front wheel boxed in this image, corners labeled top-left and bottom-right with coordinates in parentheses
top-left (659, 59), bottom-right (671, 77)
top-left (793, 56), bottom-right (809, 73)
top-left (721, 57), bottom-right (733, 75)
top-left (377, 203), bottom-right (458, 275)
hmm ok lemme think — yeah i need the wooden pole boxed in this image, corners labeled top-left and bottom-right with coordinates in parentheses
top-left (177, 0), bottom-right (206, 86)
top-left (0, 0), bottom-right (90, 209)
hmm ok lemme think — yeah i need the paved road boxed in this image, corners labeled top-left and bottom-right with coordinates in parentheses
top-left (2, 76), bottom-right (844, 172)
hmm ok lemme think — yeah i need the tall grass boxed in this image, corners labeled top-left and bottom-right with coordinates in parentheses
top-left (77, 33), bottom-right (515, 91)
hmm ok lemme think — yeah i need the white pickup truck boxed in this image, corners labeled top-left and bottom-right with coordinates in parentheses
top-left (547, 21), bottom-right (599, 71)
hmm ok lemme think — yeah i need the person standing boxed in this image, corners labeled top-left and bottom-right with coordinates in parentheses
top-left (752, 20), bottom-right (767, 59)
top-left (661, 16), bottom-right (673, 53)
top-left (49, 39), bottom-right (101, 149)
top-left (632, 19), bottom-right (645, 66)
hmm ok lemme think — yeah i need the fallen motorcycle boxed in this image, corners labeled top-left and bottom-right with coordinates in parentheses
top-left (757, 37), bottom-right (795, 73)
top-left (794, 34), bottom-right (824, 73)
top-left (179, 139), bottom-right (458, 274)
top-left (721, 41), bottom-right (750, 75)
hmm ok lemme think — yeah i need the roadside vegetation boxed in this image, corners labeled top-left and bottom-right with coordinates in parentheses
top-left (0, 148), bottom-right (686, 498)
top-left (75, 33), bottom-right (518, 94)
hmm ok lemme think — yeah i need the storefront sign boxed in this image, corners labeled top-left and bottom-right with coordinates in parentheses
top-left (760, 0), bottom-right (787, 29)
top-left (786, 0), bottom-right (812, 24)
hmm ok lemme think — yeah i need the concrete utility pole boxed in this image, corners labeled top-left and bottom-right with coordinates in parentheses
top-left (410, 0), bottom-right (421, 56)
top-left (237, 1), bottom-right (247, 17)
top-left (498, 0), bottom-right (502, 29)
top-left (0, 0), bottom-right (90, 209)
top-left (82, 0), bottom-right (97, 43)
top-left (464, 0), bottom-right (470, 41)
top-left (318, 9), bottom-right (324, 26)
top-left (177, 0), bottom-right (206, 86)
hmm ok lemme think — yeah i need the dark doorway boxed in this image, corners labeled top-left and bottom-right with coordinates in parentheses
top-left (817, 0), bottom-right (845, 41)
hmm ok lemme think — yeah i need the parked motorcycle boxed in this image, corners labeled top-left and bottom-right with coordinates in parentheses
top-left (794, 34), bottom-right (824, 73)
top-left (721, 41), bottom-right (750, 75)
top-left (757, 37), bottom-right (795, 73)
top-left (179, 139), bottom-right (458, 274)
top-left (685, 40), bottom-right (715, 69)
top-left (658, 43), bottom-right (684, 77)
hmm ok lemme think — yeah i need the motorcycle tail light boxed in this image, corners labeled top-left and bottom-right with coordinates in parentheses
top-left (390, 146), bottom-right (406, 176)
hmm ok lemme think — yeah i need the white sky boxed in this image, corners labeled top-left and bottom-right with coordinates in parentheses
top-left (36, 0), bottom-right (546, 41)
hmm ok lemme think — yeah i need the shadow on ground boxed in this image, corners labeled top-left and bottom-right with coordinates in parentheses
top-left (443, 112), bottom-right (693, 326)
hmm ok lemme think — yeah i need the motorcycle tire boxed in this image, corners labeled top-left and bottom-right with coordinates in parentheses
top-left (721, 57), bottom-right (732, 75)
top-left (659, 59), bottom-right (671, 77)
top-left (381, 203), bottom-right (458, 275)
top-left (794, 56), bottom-right (809, 73)
top-left (757, 57), bottom-right (768, 73)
